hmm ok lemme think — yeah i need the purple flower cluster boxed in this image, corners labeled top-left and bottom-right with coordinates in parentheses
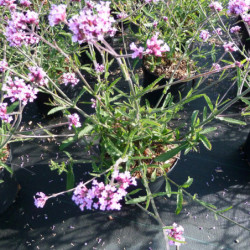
top-left (117, 12), bottom-right (128, 20)
top-left (48, 4), bottom-right (67, 27)
top-left (95, 63), bottom-right (105, 73)
top-left (213, 27), bottom-right (223, 35)
top-left (68, 1), bottom-right (116, 44)
top-left (68, 113), bottom-right (81, 130)
top-left (243, 13), bottom-right (250, 25)
top-left (28, 66), bottom-right (48, 86)
top-left (0, 60), bottom-right (8, 72)
top-left (146, 33), bottom-right (170, 57)
top-left (130, 33), bottom-right (170, 59)
top-left (34, 192), bottom-right (48, 208)
top-left (200, 30), bottom-right (211, 41)
top-left (0, 0), bottom-right (16, 10)
top-left (61, 73), bottom-right (79, 86)
top-left (212, 63), bottom-right (221, 71)
top-left (72, 171), bottom-right (136, 211)
top-left (209, 1), bottom-right (223, 12)
top-left (223, 42), bottom-right (238, 52)
top-left (2, 76), bottom-right (38, 105)
top-left (4, 10), bottom-right (39, 46)
top-left (20, 0), bottom-right (31, 7)
top-left (0, 102), bottom-right (12, 123)
top-left (165, 223), bottom-right (185, 246)
top-left (227, 0), bottom-right (250, 15)
top-left (130, 42), bottom-right (144, 59)
top-left (230, 25), bottom-right (241, 33)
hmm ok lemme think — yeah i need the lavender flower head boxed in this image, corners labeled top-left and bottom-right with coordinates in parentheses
top-left (68, 1), bottom-right (116, 44)
top-left (165, 223), bottom-right (185, 246)
top-left (209, 1), bottom-right (223, 12)
top-left (200, 30), bottom-right (211, 41)
top-left (34, 192), bottom-right (48, 208)
top-left (227, 0), bottom-right (250, 15)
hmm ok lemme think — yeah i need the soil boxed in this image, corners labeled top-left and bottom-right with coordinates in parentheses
top-left (131, 143), bottom-right (180, 179)
top-left (0, 144), bottom-right (10, 167)
top-left (143, 52), bottom-right (195, 80)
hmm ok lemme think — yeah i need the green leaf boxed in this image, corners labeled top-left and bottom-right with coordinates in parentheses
top-left (175, 189), bottom-right (183, 215)
top-left (142, 119), bottom-right (161, 127)
top-left (127, 188), bottom-right (142, 195)
top-left (202, 106), bottom-right (207, 121)
top-left (151, 169), bottom-right (157, 182)
top-left (60, 137), bottom-right (76, 150)
top-left (145, 197), bottom-right (150, 210)
top-left (74, 53), bottom-right (81, 67)
top-left (191, 110), bottom-right (199, 127)
top-left (47, 106), bottom-right (66, 115)
top-left (107, 77), bottom-right (121, 91)
top-left (199, 134), bottom-right (212, 150)
top-left (204, 95), bottom-right (213, 111)
top-left (126, 196), bottom-right (147, 204)
top-left (181, 176), bottom-right (193, 188)
top-left (0, 161), bottom-right (12, 174)
top-left (155, 143), bottom-right (187, 162)
top-left (199, 200), bottom-right (217, 209)
top-left (7, 101), bottom-right (19, 113)
top-left (216, 206), bottom-right (233, 214)
top-left (165, 179), bottom-right (171, 198)
top-left (216, 116), bottom-right (246, 125)
top-left (200, 127), bottom-right (217, 134)
top-left (78, 125), bottom-right (94, 139)
top-left (0, 180), bottom-right (4, 184)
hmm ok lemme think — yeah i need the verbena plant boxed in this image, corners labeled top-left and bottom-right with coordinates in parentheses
top-left (0, 0), bottom-right (249, 248)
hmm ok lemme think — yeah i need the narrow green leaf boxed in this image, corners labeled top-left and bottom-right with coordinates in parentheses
top-left (126, 196), bottom-right (147, 204)
top-left (47, 106), bottom-right (66, 115)
top-left (165, 179), bottom-right (171, 198)
top-left (60, 137), bottom-right (76, 150)
top-left (78, 125), bottom-right (94, 139)
top-left (151, 169), bottom-right (157, 182)
top-left (216, 206), bottom-right (233, 214)
top-left (203, 106), bottom-right (207, 122)
top-left (175, 189), bottom-right (183, 215)
top-left (0, 161), bottom-right (12, 174)
top-left (199, 200), bottom-right (217, 209)
top-left (191, 110), bottom-right (199, 127)
top-left (216, 116), bottom-right (246, 125)
top-left (142, 119), bottom-right (161, 127)
top-left (7, 101), bottom-right (19, 113)
top-left (181, 176), bottom-right (193, 188)
top-left (127, 188), bottom-right (142, 195)
top-left (0, 180), bottom-right (4, 184)
top-left (155, 143), bottom-right (187, 162)
top-left (199, 134), bottom-right (212, 150)
top-left (204, 95), bottom-right (213, 111)
top-left (200, 127), bottom-right (217, 134)
top-left (145, 197), bottom-right (150, 210)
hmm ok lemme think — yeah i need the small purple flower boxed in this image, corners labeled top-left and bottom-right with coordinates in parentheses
top-left (0, 60), bottom-right (8, 72)
top-left (0, 102), bottom-right (12, 123)
top-left (230, 25), bottom-right (241, 33)
top-left (213, 27), bottom-right (223, 35)
top-left (130, 42), bottom-right (144, 59)
top-left (223, 42), bottom-right (238, 52)
top-left (48, 4), bottom-right (67, 27)
top-left (91, 98), bottom-right (97, 108)
top-left (163, 16), bottom-right (168, 22)
top-left (28, 66), bottom-right (48, 86)
top-left (243, 14), bottom-right (250, 25)
top-left (34, 192), bottom-right (48, 208)
top-left (212, 63), bottom-right (221, 71)
top-left (117, 12), bottom-right (128, 19)
top-left (153, 21), bottom-right (158, 28)
top-left (227, 0), bottom-right (250, 15)
top-left (20, 0), bottom-right (31, 7)
top-left (235, 61), bottom-right (243, 67)
top-left (95, 63), bottom-right (105, 73)
top-left (68, 113), bottom-right (81, 130)
top-left (200, 30), bottom-right (211, 41)
top-left (146, 33), bottom-right (170, 57)
top-left (165, 223), bottom-right (185, 246)
top-left (209, 1), bottom-right (223, 12)
top-left (62, 73), bottom-right (79, 86)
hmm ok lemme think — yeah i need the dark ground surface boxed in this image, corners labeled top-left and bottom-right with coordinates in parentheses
top-left (0, 23), bottom-right (250, 250)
